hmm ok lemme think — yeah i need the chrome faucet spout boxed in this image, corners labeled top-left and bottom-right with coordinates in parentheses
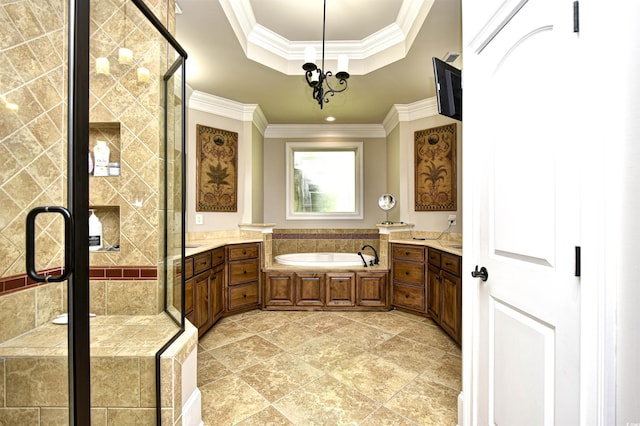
top-left (361, 244), bottom-right (379, 265)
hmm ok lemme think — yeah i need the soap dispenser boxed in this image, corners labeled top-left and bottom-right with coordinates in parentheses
top-left (89, 209), bottom-right (103, 251)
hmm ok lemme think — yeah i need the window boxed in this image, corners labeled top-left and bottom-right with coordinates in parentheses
top-left (286, 141), bottom-right (363, 220)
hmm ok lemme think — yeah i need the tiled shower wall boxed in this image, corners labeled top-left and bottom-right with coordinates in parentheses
top-left (0, 0), bottom-right (67, 279)
top-left (0, 0), bottom-right (177, 328)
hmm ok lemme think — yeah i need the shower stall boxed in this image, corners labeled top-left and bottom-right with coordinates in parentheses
top-left (0, 0), bottom-right (194, 424)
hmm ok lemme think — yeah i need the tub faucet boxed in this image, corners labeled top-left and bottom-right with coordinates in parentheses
top-left (357, 252), bottom-right (368, 267)
top-left (361, 245), bottom-right (379, 266)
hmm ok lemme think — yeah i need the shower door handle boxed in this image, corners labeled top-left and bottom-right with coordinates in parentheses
top-left (26, 206), bottom-right (74, 282)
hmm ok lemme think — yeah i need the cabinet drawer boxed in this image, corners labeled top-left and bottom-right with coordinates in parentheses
top-left (393, 245), bottom-right (425, 262)
top-left (427, 248), bottom-right (441, 267)
top-left (193, 251), bottom-right (212, 274)
top-left (393, 261), bottom-right (424, 286)
top-left (228, 282), bottom-right (259, 309)
top-left (441, 252), bottom-right (461, 276)
top-left (228, 243), bottom-right (259, 261)
top-left (211, 247), bottom-right (225, 266)
top-left (229, 259), bottom-right (259, 285)
top-left (184, 257), bottom-right (194, 279)
top-left (393, 283), bottom-right (425, 311)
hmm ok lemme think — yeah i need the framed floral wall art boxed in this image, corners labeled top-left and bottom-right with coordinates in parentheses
top-left (414, 123), bottom-right (457, 211)
top-left (196, 124), bottom-right (238, 212)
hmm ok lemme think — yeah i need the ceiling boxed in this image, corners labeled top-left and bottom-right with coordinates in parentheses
top-left (175, 0), bottom-right (461, 125)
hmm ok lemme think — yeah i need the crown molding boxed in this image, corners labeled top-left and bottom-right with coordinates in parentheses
top-left (219, 0), bottom-right (431, 75)
top-left (189, 91), bottom-right (437, 137)
top-left (189, 91), bottom-right (266, 133)
top-left (264, 124), bottom-right (386, 139)
top-left (383, 97), bottom-right (439, 134)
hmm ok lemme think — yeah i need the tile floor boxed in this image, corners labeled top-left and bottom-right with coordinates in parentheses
top-left (197, 309), bottom-right (461, 425)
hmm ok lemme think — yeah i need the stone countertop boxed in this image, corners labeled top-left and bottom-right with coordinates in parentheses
top-left (389, 238), bottom-right (463, 257)
top-left (184, 237), bottom-right (262, 257)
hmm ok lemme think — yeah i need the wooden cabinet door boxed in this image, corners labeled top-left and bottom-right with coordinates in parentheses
top-left (185, 277), bottom-right (195, 325)
top-left (326, 273), bottom-right (355, 307)
top-left (295, 273), bottom-right (325, 306)
top-left (356, 272), bottom-right (387, 307)
top-left (440, 270), bottom-right (461, 343)
top-left (211, 263), bottom-right (224, 321)
top-left (194, 270), bottom-right (211, 329)
top-left (427, 264), bottom-right (442, 322)
top-left (265, 273), bottom-right (295, 306)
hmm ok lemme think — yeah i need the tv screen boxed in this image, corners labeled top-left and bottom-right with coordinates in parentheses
top-left (432, 57), bottom-right (462, 121)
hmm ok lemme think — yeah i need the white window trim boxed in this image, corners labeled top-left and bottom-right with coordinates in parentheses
top-left (285, 141), bottom-right (364, 220)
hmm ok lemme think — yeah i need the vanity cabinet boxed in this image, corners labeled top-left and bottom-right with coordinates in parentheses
top-left (427, 247), bottom-right (462, 345)
top-left (391, 243), bottom-right (462, 344)
top-left (391, 244), bottom-right (426, 313)
top-left (264, 271), bottom-right (387, 310)
top-left (226, 243), bottom-right (261, 313)
top-left (180, 247), bottom-right (226, 337)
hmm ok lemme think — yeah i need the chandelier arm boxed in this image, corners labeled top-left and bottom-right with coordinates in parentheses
top-left (323, 73), bottom-right (348, 95)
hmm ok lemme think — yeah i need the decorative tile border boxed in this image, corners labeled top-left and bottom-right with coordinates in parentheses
top-left (273, 232), bottom-right (379, 240)
top-left (0, 266), bottom-right (157, 297)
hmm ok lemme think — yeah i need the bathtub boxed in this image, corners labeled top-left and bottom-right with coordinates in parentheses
top-left (275, 252), bottom-right (374, 267)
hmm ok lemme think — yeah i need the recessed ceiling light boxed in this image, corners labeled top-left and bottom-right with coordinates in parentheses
top-left (325, 116), bottom-right (336, 122)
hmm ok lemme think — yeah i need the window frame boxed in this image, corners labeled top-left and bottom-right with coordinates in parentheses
top-left (285, 141), bottom-right (364, 220)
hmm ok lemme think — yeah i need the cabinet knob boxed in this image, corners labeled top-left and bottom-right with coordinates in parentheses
top-left (243, 270), bottom-right (247, 274)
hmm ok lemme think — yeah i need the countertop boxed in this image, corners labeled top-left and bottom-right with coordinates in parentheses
top-left (388, 238), bottom-right (463, 257)
top-left (184, 237), bottom-right (262, 257)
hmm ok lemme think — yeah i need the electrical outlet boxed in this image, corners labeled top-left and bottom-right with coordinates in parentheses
top-left (448, 214), bottom-right (457, 226)
top-left (195, 214), bottom-right (203, 225)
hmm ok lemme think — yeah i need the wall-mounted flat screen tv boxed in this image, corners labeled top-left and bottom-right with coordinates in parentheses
top-left (432, 57), bottom-right (462, 121)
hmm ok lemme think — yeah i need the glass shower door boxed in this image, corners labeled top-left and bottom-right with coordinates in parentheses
top-left (0, 0), bottom-right (88, 422)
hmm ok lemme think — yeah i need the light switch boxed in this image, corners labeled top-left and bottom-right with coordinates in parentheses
top-left (195, 214), bottom-right (203, 225)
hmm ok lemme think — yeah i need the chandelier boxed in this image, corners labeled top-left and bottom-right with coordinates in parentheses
top-left (302, 0), bottom-right (350, 109)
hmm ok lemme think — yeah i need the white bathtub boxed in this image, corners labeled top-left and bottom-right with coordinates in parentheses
top-left (275, 252), bottom-right (374, 267)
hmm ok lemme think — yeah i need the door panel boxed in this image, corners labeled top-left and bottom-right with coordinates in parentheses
top-left (464, 0), bottom-right (580, 424)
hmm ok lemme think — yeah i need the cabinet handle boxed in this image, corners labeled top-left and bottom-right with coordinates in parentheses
top-left (405, 252), bottom-right (409, 256)
top-left (243, 270), bottom-right (247, 274)
top-left (405, 271), bottom-right (409, 275)
top-left (243, 293), bottom-right (247, 298)
top-left (445, 262), bottom-right (452, 266)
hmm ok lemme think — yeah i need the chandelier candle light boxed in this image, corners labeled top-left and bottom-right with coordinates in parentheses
top-left (302, 0), bottom-right (349, 109)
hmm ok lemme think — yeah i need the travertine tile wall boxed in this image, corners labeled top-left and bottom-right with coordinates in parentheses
top-left (271, 229), bottom-right (381, 258)
top-left (1, 0), bottom-right (178, 321)
top-left (0, 0), bottom-right (67, 279)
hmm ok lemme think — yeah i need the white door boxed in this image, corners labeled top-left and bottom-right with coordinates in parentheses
top-left (462, 0), bottom-right (581, 424)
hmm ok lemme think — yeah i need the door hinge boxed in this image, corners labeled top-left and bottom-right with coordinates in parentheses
top-left (575, 246), bottom-right (581, 277)
top-left (573, 1), bottom-right (580, 33)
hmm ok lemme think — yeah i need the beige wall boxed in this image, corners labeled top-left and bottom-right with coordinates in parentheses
top-left (393, 115), bottom-right (462, 233)
top-left (263, 136), bottom-right (388, 229)
top-left (251, 123), bottom-right (265, 223)
top-left (386, 125), bottom-right (402, 223)
top-left (186, 109), bottom-right (254, 230)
